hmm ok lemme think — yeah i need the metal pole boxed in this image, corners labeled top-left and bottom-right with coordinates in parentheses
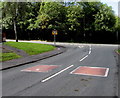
top-left (54, 35), bottom-right (56, 46)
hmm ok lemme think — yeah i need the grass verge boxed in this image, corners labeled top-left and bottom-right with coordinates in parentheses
top-left (0, 52), bottom-right (21, 62)
top-left (117, 49), bottom-right (120, 54)
top-left (4, 42), bottom-right (56, 55)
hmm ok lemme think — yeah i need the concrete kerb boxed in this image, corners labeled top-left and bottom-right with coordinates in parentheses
top-left (1, 45), bottom-right (67, 70)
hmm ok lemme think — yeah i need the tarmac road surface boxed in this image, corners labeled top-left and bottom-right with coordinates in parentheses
top-left (2, 43), bottom-right (119, 96)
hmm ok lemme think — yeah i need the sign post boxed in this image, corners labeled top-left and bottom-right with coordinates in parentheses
top-left (54, 34), bottom-right (56, 46)
top-left (52, 29), bottom-right (58, 46)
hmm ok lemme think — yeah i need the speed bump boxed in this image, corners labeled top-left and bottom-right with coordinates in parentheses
top-left (70, 66), bottom-right (109, 77)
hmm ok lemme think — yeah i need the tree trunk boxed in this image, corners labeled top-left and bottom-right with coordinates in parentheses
top-left (14, 20), bottom-right (18, 42)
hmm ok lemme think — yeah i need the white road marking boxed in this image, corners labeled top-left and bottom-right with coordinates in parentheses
top-left (88, 45), bottom-right (92, 54)
top-left (79, 45), bottom-right (91, 62)
top-left (41, 65), bottom-right (74, 83)
top-left (89, 51), bottom-right (91, 54)
top-left (70, 66), bottom-right (82, 74)
top-left (70, 73), bottom-right (108, 77)
top-left (21, 70), bottom-right (31, 72)
top-left (90, 48), bottom-right (91, 51)
top-left (58, 48), bottom-right (60, 50)
top-left (104, 68), bottom-right (109, 77)
top-left (75, 66), bottom-right (109, 69)
top-left (80, 55), bottom-right (88, 62)
top-left (89, 45), bottom-right (92, 52)
top-left (78, 46), bottom-right (84, 48)
top-left (36, 69), bottom-right (39, 71)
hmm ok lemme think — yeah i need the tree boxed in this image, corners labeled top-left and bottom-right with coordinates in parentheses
top-left (66, 3), bottom-right (83, 42)
top-left (77, 2), bottom-right (103, 42)
top-left (34, 2), bottom-right (66, 41)
top-left (93, 3), bottom-right (116, 43)
top-left (1, 1), bottom-right (118, 43)
top-left (2, 2), bottom-right (28, 42)
top-left (35, 2), bottom-right (66, 30)
top-left (94, 4), bottom-right (116, 31)
top-left (27, 2), bottom-right (41, 31)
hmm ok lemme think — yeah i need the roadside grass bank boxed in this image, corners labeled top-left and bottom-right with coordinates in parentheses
top-left (4, 42), bottom-right (56, 55)
top-left (117, 49), bottom-right (120, 54)
top-left (0, 52), bottom-right (21, 62)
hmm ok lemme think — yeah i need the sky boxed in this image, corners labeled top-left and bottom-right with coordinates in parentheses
top-left (0, 0), bottom-right (119, 16)
top-left (100, 0), bottom-right (119, 16)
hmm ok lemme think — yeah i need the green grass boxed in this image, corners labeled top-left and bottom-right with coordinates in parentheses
top-left (5, 42), bottom-right (56, 55)
top-left (117, 49), bottom-right (120, 54)
top-left (0, 52), bottom-right (21, 62)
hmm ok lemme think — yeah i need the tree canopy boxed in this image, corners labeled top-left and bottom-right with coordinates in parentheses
top-left (1, 1), bottom-right (119, 43)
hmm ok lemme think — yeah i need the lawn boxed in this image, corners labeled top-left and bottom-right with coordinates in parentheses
top-left (4, 42), bottom-right (56, 55)
top-left (0, 52), bottom-right (21, 62)
top-left (117, 49), bottom-right (120, 54)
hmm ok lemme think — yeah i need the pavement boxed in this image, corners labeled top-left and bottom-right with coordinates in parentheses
top-left (6, 39), bottom-right (119, 47)
top-left (1, 45), bottom-right (66, 70)
top-left (2, 44), bottom-right (29, 57)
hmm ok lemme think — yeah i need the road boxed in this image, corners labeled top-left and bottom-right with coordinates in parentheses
top-left (2, 42), bottom-right (119, 96)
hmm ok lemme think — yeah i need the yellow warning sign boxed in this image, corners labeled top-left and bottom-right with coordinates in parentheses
top-left (52, 30), bottom-right (58, 35)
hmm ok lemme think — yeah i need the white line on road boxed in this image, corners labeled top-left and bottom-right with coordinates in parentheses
top-left (89, 51), bottom-right (91, 54)
top-left (104, 68), bottom-right (109, 77)
top-left (41, 65), bottom-right (74, 83)
top-left (88, 45), bottom-right (92, 54)
top-left (70, 66), bottom-right (82, 74)
top-left (70, 72), bottom-right (108, 77)
top-left (79, 45), bottom-right (92, 62)
top-left (80, 55), bottom-right (88, 62)
top-left (90, 47), bottom-right (91, 51)
top-left (78, 46), bottom-right (84, 48)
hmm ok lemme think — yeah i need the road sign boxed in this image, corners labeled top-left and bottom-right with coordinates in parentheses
top-left (52, 30), bottom-right (58, 35)
top-left (52, 29), bottom-right (58, 46)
